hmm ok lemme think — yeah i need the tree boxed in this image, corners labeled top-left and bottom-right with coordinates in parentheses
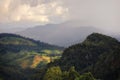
top-left (79, 72), bottom-right (96, 80)
top-left (43, 66), bottom-right (62, 80)
top-left (68, 66), bottom-right (80, 80)
top-left (62, 71), bottom-right (69, 80)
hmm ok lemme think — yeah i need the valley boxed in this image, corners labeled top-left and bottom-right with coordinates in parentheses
top-left (0, 33), bottom-right (120, 80)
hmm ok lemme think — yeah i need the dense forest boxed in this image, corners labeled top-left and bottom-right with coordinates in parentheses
top-left (0, 33), bottom-right (120, 80)
top-left (0, 33), bottom-right (63, 80)
top-left (48, 33), bottom-right (120, 80)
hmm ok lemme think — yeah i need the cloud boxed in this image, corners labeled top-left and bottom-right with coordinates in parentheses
top-left (63, 0), bottom-right (120, 32)
top-left (0, 0), bottom-right (69, 24)
top-left (0, 0), bottom-right (120, 33)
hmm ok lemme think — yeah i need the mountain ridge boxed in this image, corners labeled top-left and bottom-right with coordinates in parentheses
top-left (0, 33), bottom-right (120, 80)
top-left (17, 21), bottom-right (103, 47)
top-left (48, 33), bottom-right (120, 80)
top-left (0, 33), bottom-right (63, 69)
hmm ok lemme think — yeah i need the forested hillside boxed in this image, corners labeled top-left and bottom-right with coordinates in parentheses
top-left (0, 33), bottom-right (120, 80)
top-left (48, 33), bottom-right (120, 80)
top-left (0, 33), bottom-right (63, 80)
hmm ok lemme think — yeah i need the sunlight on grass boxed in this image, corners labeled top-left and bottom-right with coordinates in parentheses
top-left (20, 59), bottom-right (30, 69)
top-left (31, 55), bottom-right (50, 68)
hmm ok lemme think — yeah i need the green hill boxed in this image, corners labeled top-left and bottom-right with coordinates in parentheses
top-left (1, 33), bottom-right (120, 80)
top-left (48, 33), bottom-right (120, 80)
top-left (0, 33), bottom-right (63, 52)
top-left (0, 33), bottom-right (63, 68)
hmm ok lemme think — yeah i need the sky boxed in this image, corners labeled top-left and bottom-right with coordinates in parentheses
top-left (0, 0), bottom-right (69, 24)
top-left (0, 0), bottom-right (120, 33)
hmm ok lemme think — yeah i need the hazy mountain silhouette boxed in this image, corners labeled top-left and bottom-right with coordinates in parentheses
top-left (17, 21), bottom-right (103, 47)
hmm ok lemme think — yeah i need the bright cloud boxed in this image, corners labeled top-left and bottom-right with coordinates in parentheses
top-left (0, 0), bottom-right (69, 23)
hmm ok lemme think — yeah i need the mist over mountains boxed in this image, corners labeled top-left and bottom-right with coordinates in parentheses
top-left (0, 0), bottom-right (120, 80)
top-left (0, 21), bottom-right (119, 47)
top-left (17, 21), bottom-right (119, 47)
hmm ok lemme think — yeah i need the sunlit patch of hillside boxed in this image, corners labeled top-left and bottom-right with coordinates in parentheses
top-left (42, 50), bottom-right (62, 54)
top-left (0, 33), bottom-right (64, 80)
top-left (0, 37), bottom-right (36, 46)
top-left (0, 50), bottom-right (62, 69)
top-left (31, 55), bottom-right (50, 68)
top-left (20, 59), bottom-right (30, 69)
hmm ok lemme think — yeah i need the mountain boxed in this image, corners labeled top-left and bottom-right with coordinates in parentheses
top-left (1, 33), bottom-right (120, 80)
top-left (0, 33), bottom-right (64, 80)
top-left (48, 33), bottom-right (120, 80)
top-left (0, 22), bottom-right (38, 33)
top-left (0, 33), bottom-right (63, 69)
top-left (114, 35), bottom-right (120, 41)
top-left (17, 21), bottom-right (103, 47)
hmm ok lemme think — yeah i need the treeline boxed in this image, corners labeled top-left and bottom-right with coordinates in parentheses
top-left (43, 66), bottom-right (95, 80)
top-left (0, 33), bottom-right (63, 53)
top-left (0, 66), bottom-right (96, 80)
top-left (0, 33), bottom-right (120, 80)
top-left (48, 33), bottom-right (120, 80)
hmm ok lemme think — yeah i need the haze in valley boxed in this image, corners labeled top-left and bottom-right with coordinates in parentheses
top-left (0, 0), bottom-right (120, 46)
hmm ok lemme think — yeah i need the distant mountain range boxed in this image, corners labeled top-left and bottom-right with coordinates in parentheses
top-left (17, 21), bottom-right (104, 47)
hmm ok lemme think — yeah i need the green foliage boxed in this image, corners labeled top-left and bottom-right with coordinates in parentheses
top-left (79, 72), bottom-right (96, 80)
top-left (43, 66), bottom-right (96, 80)
top-left (0, 33), bottom-right (63, 80)
top-left (0, 33), bottom-right (63, 53)
top-left (93, 47), bottom-right (120, 80)
top-left (0, 37), bottom-right (37, 46)
top-left (1, 33), bottom-right (120, 80)
top-left (43, 66), bottom-right (62, 80)
top-left (62, 71), bottom-right (69, 80)
top-left (0, 33), bottom-right (63, 67)
top-left (0, 77), bottom-right (4, 80)
top-left (68, 66), bottom-right (80, 80)
top-left (48, 33), bottom-right (120, 80)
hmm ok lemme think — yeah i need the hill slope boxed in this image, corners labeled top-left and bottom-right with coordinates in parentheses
top-left (1, 33), bottom-right (120, 80)
top-left (48, 33), bottom-right (120, 80)
top-left (0, 33), bottom-right (63, 68)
